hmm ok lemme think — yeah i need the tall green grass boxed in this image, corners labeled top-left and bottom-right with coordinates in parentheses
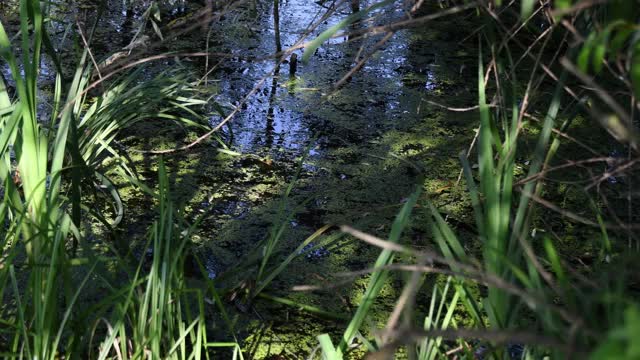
top-left (92, 159), bottom-right (210, 359)
top-left (314, 1), bottom-right (639, 358)
top-left (316, 188), bottom-right (421, 359)
top-left (0, 0), bottom-right (78, 356)
top-left (2, 0), bottom-right (638, 358)
top-left (0, 2), bottom-right (340, 357)
top-left (0, 0), bottom-right (227, 357)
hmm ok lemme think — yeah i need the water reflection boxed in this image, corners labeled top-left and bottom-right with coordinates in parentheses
top-left (1, 0), bottom-right (444, 157)
top-left (213, 0), bottom-right (438, 157)
top-left (265, 65), bottom-right (279, 149)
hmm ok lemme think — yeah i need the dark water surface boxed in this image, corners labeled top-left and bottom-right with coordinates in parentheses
top-left (1, 0), bottom-right (478, 357)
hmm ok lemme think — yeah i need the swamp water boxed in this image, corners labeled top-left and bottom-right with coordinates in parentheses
top-left (1, 0), bottom-right (481, 357)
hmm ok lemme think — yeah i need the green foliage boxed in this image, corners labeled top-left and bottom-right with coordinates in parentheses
top-left (520, 0), bottom-right (535, 19)
top-left (0, 1), bottom-right (78, 356)
top-left (591, 306), bottom-right (640, 360)
top-left (569, 0), bottom-right (640, 98)
top-left (92, 159), bottom-right (212, 359)
top-left (416, 277), bottom-right (461, 360)
top-left (2, 0), bottom-right (639, 358)
top-left (317, 0), bottom-right (639, 357)
top-left (316, 188), bottom-right (421, 359)
top-left (0, 0), bottom-right (223, 357)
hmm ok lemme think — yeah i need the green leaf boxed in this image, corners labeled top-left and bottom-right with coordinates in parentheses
top-left (521, 0), bottom-right (535, 19)
top-left (318, 334), bottom-right (340, 360)
top-left (592, 37), bottom-right (607, 73)
top-left (591, 306), bottom-right (640, 360)
top-left (625, 307), bottom-right (640, 356)
top-left (555, 0), bottom-right (572, 10)
top-left (543, 237), bottom-right (565, 286)
top-left (336, 187), bottom-right (421, 357)
top-left (578, 34), bottom-right (596, 72)
top-left (609, 26), bottom-right (633, 53)
top-left (590, 340), bottom-right (625, 360)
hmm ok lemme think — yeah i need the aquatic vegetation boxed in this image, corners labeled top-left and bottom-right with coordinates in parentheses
top-left (0, 0), bottom-right (639, 358)
top-left (312, 0), bottom-right (640, 359)
top-left (0, 1), bottom-right (221, 357)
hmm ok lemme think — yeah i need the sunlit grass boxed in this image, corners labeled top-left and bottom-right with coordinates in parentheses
top-left (1, 0), bottom-right (638, 358)
top-left (0, 0), bottom-right (224, 357)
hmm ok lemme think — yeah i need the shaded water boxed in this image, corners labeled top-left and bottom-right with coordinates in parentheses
top-left (213, 0), bottom-right (414, 154)
top-left (1, 0), bottom-right (478, 357)
top-left (185, 3), bottom-right (478, 355)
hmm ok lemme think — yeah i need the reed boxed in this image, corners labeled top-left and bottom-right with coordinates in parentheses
top-left (0, 1), bottom-right (219, 357)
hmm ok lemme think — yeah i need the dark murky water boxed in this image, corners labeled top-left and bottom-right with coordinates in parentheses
top-left (0, 0), bottom-right (464, 159)
top-left (213, 0), bottom-right (414, 154)
top-left (0, 0), bottom-right (476, 356)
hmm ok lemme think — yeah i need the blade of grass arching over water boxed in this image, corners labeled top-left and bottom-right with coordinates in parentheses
top-left (257, 293), bottom-right (349, 321)
top-left (427, 202), bottom-right (467, 265)
top-left (334, 187), bottom-right (422, 358)
top-left (254, 224), bottom-right (333, 295)
top-left (94, 172), bottom-right (124, 227)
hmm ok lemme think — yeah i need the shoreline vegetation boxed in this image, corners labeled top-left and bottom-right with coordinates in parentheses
top-left (0, 0), bottom-right (639, 358)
